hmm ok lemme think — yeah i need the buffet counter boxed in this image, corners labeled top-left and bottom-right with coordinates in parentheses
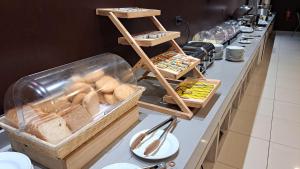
top-left (0, 16), bottom-right (275, 169)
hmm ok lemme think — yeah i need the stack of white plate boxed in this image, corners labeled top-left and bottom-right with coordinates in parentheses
top-left (240, 26), bottom-right (254, 33)
top-left (213, 44), bottom-right (224, 60)
top-left (226, 46), bottom-right (245, 62)
top-left (0, 152), bottom-right (33, 169)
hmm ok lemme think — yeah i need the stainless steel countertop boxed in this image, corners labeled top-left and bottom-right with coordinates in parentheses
top-left (0, 16), bottom-right (275, 169)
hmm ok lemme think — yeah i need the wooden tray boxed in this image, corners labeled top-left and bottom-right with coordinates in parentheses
top-left (118, 31), bottom-right (180, 47)
top-left (146, 51), bottom-right (200, 80)
top-left (96, 8), bottom-right (161, 18)
top-left (0, 86), bottom-right (144, 159)
top-left (7, 106), bottom-right (139, 169)
top-left (163, 79), bottom-right (221, 108)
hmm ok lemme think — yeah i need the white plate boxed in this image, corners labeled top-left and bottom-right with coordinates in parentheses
top-left (238, 40), bottom-right (251, 44)
top-left (226, 55), bottom-right (244, 62)
top-left (130, 129), bottom-right (179, 160)
top-left (102, 163), bottom-right (140, 169)
top-left (241, 36), bottom-right (254, 39)
top-left (256, 27), bottom-right (264, 31)
top-left (226, 45), bottom-right (244, 50)
top-left (0, 152), bottom-right (32, 169)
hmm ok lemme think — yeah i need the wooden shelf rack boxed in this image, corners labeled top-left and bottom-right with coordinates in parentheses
top-left (96, 7), bottom-right (219, 119)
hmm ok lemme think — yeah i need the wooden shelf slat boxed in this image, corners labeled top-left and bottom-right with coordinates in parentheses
top-left (145, 51), bottom-right (200, 80)
top-left (163, 79), bottom-right (221, 108)
top-left (96, 8), bottom-right (161, 18)
top-left (118, 31), bottom-right (180, 47)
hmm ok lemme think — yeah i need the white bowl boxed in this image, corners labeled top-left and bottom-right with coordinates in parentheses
top-left (213, 44), bottom-right (224, 52)
top-left (214, 51), bottom-right (223, 60)
top-left (226, 46), bottom-right (244, 57)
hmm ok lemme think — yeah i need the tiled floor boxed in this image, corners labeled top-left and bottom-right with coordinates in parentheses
top-left (205, 32), bottom-right (300, 169)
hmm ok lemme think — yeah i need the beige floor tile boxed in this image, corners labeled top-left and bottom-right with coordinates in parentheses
top-left (238, 95), bottom-right (260, 113)
top-left (271, 118), bottom-right (300, 149)
top-left (279, 51), bottom-right (300, 58)
top-left (230, 110), bottom-right (272, 140)
top-left (264, 74), bottom-right (276, 87)
top-left (217, 132), bottom-right (269, 169)
top-left (278, 61), bottom-right (299, 71)
top-left (276, 75), bottom-right (300, 90)
top-left (273, 101), bottom-right (300, 124)
top-left (276, 68), bottom-right (299, 79)
top-left (261, 84), bottom-right (275, 99)
top-left (267, 63), bottom-right (278, 72)
top-left (277, 72), bottom-right (300, 83)
top-left (256, 98), bottom-right (274, 117)
top-left (277, 66), bottom-right (300, 76)
top-left (275, 87), bottom-right (300, 105)
top-left (267, 143), bottom-right (300, 169)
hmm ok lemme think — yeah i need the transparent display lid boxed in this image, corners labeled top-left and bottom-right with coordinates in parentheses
top-left (208, 26), bottom-right (229, 44)
top-left (4, 53), bottom-right (138, 144)
top-left (192, 31), bottom-right (217, 44)
top-left (221, 21), bottom-right (238, 39)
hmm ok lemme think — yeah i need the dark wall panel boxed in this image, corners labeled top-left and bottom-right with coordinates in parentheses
top-left (0, 0), bottom-right (245, 114)
top-left (272, 0), bottom-right (300, 31)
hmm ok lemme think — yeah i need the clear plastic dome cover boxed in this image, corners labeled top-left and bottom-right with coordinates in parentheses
top-left (4, 53), bottom-right (138, 144)
top-left (192, 31), bottom-right (217, 44)
top-left (208, 26), bottom-right (229, 44)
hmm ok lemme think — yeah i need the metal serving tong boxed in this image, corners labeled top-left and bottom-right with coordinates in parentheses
top-left (142, 161), bottom-right (176, 169)
top-left (144, 117), bottom-right (177, 156)
top-left (130, 116), bottom-right (176, 150)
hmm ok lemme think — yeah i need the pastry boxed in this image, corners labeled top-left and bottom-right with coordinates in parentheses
top-left (95, 76), bottom-right (120, 93)
top-left (70, 75), bottom-right (85, 83)
top-left (82, 91), bottom-right (99, 116)
top-left (60, 105), bottom-right (91, 132)
top-left (71, 93), bottom-right (87, 105)
top-left (65, 82), bottom-right (92, 97)
top-left (98, 93), bottom-right (106, 104)
top-left (83, 70), bottom-right (105, 83)
top-left (114, 84), bottom-right (137, 101)
top-left (27, 113), bottom-right (72, 144)
top-left (104, 94), bottom-right (118, 105)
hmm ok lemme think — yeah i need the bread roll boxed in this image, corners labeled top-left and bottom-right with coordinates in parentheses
top-left (95, 76), bottom-right (120, 93)
top-left (114, 84), bottom-right (137, 101)
top-left (70, 75), bottom-right (85, 83)
top-left (65, 82), bottom-right (92, 97)
top-left (98, 93), bottom-right (106, 104)
top-left (82, 91), bottom-right (99, 116)
top-left (27, 114), bottom-right (72, 144)
top-left (83, 70), bottom-right (105, 83)
top-left (61, 105), bottom-right (91, 132)
top-left (71, 93), bottom-right (87, 105)
top-left (104, 94), bottom-right (118, 105)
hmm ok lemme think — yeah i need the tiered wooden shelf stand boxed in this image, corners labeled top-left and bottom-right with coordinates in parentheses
top-left (96, 8), bottom-right (210, 119)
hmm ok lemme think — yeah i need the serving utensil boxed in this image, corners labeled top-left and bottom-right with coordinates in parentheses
top-left (142, 162), bottom-right (167, 169)
top-left (130, 116), bottom-right (175, 150)
top-left (144, 117), bottom-right (177, 156)
top-left (142, 161), bottom-right (176, 169)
